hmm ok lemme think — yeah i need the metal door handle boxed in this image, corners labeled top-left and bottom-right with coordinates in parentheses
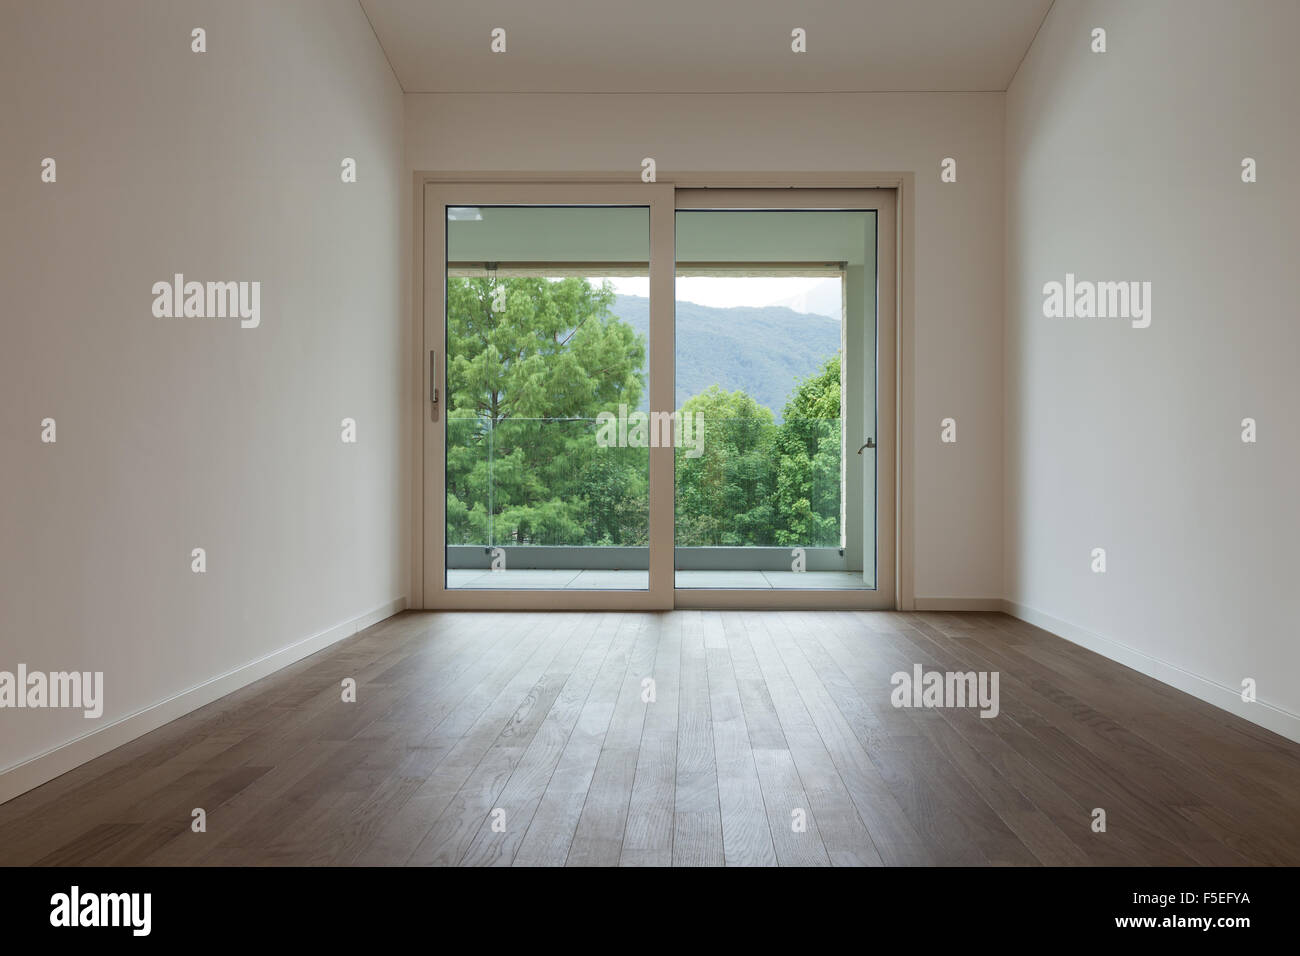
top-left (856, 438), bottom-right (875, 454)
top-left (430, 350), bottom-right (439, 406)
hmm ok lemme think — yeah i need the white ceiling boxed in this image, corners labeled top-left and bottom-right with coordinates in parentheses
top-left (360, 0), bottom-right (1055, 94)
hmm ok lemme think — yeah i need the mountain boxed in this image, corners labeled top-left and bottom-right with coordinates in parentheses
top-left (608, 295), bottom-right (841, 421)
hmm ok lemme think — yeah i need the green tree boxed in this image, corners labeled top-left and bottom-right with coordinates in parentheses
top-left (445, 276), bottom-right (648, 546)
top-left (772, 354), bottom-right (842, 546)
top-left (675, 386), bottom-right (776, 546)
top-left (446, 272), bottom-right (842, 553)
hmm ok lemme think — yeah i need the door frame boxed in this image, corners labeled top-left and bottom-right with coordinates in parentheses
top-left (421, 181), bottom-right (675, 610)
top-left (671, 188), bottom-right (895, 610)
top-left (410, 172), bottom-right (913, 610)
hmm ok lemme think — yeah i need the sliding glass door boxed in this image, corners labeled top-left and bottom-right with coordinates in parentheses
top-left (423, 184), bottom-right (675, 609)
top-left (421, 184), bottom-right (893, 610)
top-left (443, 205), bottom-right (651, 591)
top-left (672, 206), bottom-right (879, 592)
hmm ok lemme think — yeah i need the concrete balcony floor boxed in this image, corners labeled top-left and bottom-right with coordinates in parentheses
top-left (445, 569), bottom-right (868, 589)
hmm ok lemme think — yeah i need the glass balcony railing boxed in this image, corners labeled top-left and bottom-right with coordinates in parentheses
top-left (675, 417), bottom-right (842, 549)
top-left (445, 415), bottom-right (843, 551)
top-left (446, 416), bottom-right (649, 548)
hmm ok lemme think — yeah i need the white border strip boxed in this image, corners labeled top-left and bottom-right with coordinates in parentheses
top-left (0, 597), bottom-right (407, 806)
top-left (1000, 599), bottom-right (1300, 745)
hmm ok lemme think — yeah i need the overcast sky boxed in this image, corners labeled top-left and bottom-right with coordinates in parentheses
top-left (598, 276), bottom-right (841, 318)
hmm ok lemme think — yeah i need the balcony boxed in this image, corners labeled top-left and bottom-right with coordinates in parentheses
top-left (445, 416), bottom-right (865, 590)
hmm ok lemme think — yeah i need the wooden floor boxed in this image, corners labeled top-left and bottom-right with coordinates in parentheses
top-left (3, 610), bottom-right (1299, 866)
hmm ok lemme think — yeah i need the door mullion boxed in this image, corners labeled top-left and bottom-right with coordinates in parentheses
top-left (648, 184), bottom-right (676, 609)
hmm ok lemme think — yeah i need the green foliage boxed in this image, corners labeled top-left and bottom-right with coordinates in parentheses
top-left (445, 276), bottom-right (647, 546)
top-left (771, 356), bottom-right (843, 546)
top-left (674, 357), bottom-right (842, 547)
top-left (446, 276), bottom-right (643, 421)
top-left (445, 276), bottom-right (843, 549)
top-left (674, 387), bottom-right (776, 546)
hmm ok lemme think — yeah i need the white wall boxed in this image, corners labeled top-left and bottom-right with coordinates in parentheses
top-left (0, 0), bottom-right (409, 788)
top-left (407, 91), bottom-right (1007, 603)
top-left (1005, 0), bottom-right (1300, 737)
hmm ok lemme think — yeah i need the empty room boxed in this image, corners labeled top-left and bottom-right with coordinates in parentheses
top-left (1, 0), bottom-right (1296, 937)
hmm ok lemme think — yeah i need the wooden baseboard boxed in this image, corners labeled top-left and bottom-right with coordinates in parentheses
top-left (0, 597), bottom-right (407, 806)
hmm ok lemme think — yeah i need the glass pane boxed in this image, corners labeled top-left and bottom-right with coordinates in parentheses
top-left (445, 206), bottom-right (650, 590)
top-left (673, 210), bottom-right (877, 590)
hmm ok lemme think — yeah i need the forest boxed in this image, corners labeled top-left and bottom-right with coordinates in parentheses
top-left (445, 276), bottom-right (842, 549)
